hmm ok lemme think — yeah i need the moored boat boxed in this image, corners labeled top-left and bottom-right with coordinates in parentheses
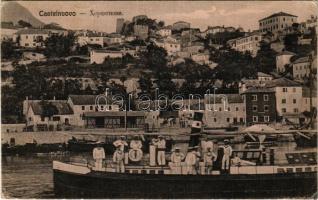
top-left (53, 158), bottom-right (317, 198)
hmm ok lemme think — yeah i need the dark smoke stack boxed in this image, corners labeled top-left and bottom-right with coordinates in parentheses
top-left (188, 112), bottom-right (204, 147)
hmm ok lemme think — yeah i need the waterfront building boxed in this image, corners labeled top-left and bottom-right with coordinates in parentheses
top-left (259, 12), bottom-right (298, 34)
top-left (242, 87), bottom-right (276, 125)
top-left (204, 94), bottom-right (246, 127)
top-left (301, 87), bottom-right (318, 113)
top-left (67, 95), bottom-right (121, 128)
top-left (24, 100), bottom-right (74, 131)
top-left (265, 78), bottom-right (303, 123)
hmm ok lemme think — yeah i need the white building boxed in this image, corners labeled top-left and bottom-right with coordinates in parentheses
top-left (153, 38), bottom-right (181, 56)
top-left (90, 49), bottom-right (123, 64)
top-left (24, 100), bottom-right (74, 131)
top-left (204, 94), bottom-right (245, 127)
top-left (104, 33), bottom-right (123, 45)
top-left (301, 87), bottom-right (317, 113)
top-left (17, 29), bottom-right (50, 48)
top-left (1, 22), bottom-right (20, 41)
top-left (292, 56), bottom-right (311, 80)
top-left (67, 95), bottom-right (120, 127)
top-left (227, 31), bottom-right (262, 57)
top-left (265, 78), bottom-right (303, 122)
top-left (257, 72), bottom-right (273, 82)
top-left (276, 51), bottom-right (295, 73)
top-left (259, 12), bottom-right (298, 34)
top-left (191, 52), bottom-right (211, 65)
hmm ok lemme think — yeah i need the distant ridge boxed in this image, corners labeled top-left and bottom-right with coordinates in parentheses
top-left (1, 2), bottom-right (45, 28)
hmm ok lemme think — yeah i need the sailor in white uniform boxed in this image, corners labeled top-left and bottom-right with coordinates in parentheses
top-left (201, 135), bottom-right (214, 154)
top-left (221, 139), bottom-right (232, 172)
top-left (129, 135), bottom-right (143, 161)
top-left (113, 136), bottom-right (128, 151)
top-left (170, 147), bottom-right (184, 174)
top-left (93, 142), bottom-right (105, 171)
top-left (153, 135), bottom-right (166, 166)
top-left (185, 147), bottom-right (198, 175)
top-left (113, 146), bottom-right (125, 173)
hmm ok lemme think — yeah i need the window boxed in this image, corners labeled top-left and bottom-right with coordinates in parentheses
top-left (282, 99), bottom-right (286, 104)
top-left (26, 35), bottom-right (28, 39)
top-left (82, 106), bottom-right (85, 110)
top-left (294, 108), bottom-right (299, 113)
top-left (227, 118), bottom-right (230, 122)
top-left (25, 43), bottom-right (29, 47)
top-left (264, 116), bottom-right (270, 122)
top-left (282, 108), bottom-right (286, 113)
top-left (240, 118), bottom-right (244, 123)
top-left (53, 116), bottom-right (60, 121)
top-left (253, 116), bottom-right (258, 122)
top-left (236, 107), bottom-right (239, 111)
top-left (263, 95), bottom-right (269, 101)
top-left (293, 99), bottom-right (297, 104)
top-left (228, 107), bottom-right (230, 111)
top-left (282, 88), bottom-right (288, 92)
top-left (219, 107), bottom-right (222, 111)
top-left (41, 116), bottom-right (45, 121)
top-left (252, 95), bottom-right (257, 101)
top-left (253, 105), bottom-right (258, 112)
top-left (214, 118), bottom-right (217, 122)
top-left (264, 105), bottom-right (269, 112)
top-left (90, 106), bottom-right (93, 110)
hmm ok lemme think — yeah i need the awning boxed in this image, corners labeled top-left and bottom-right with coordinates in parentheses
top-left (242, 124), bottom-right (276, 133)
top-left (84, 111), bottom-right (145, 117)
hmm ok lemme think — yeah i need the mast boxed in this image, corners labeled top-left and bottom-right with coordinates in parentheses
top-left (309, 51), bottom-right (314, 129)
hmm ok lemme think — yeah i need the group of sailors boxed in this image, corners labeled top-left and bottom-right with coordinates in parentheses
top-left (92, 135), bottom-right (233, 174)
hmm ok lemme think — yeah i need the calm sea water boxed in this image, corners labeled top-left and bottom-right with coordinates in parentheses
top-left (1, 142), bottom-right (315, 198)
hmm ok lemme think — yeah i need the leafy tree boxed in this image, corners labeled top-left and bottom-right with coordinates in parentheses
top-left (44, 34), bottom-right (75, 57)
top-left (18, 20), bottom-right (32, 28)
top-left (64, 79), bottom-right (81, 96)
top-left (1, 40), bottom-right (15, 59)
top-left (254, 41), bottom-right (277, 73)
top-left (138, 74), bottom-right (153, 97)
top-left (142, 43), bottom-right (168, 70)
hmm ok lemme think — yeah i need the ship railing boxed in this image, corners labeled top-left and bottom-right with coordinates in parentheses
top-left (230, 164), bottom-right (317, 175)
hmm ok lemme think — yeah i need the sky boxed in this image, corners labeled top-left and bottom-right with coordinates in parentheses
top-left (8, 1), bottom-right (318, 32)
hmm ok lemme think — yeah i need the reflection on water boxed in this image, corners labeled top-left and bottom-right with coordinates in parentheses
top-left (1, 142), bottom-right (316, 198)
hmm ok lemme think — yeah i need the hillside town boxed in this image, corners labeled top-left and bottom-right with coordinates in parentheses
top-left (1, 11), bottom-right (317, 133)
top-left (1, 1), bottom-right (318, 198)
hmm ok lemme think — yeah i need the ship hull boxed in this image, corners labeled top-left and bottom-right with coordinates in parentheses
top-left (53, 169), bottom-right (317, 198)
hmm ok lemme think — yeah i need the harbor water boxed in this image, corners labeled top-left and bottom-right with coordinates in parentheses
top-left (1, 141), bottom-right (315, 198)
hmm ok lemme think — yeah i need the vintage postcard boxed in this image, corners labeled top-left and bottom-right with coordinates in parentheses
top-left (1, 0), bottom-right (317, 198)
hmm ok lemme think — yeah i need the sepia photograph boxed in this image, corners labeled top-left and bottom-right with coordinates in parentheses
top-left (1, 0), bottom-right (317, 198)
